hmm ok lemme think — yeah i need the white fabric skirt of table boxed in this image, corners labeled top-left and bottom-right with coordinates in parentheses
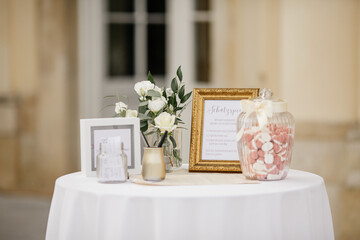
top-left (46, 169), bottom-right (334, 240)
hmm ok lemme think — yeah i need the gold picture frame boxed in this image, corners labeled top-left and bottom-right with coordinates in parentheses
top-left (189, 88), bottom-right (259, 173)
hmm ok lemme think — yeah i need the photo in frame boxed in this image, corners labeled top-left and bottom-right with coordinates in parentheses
top-left (80, 118), bottom-right (141, 177)
top-left (189, 88), bottom-right (259, 173)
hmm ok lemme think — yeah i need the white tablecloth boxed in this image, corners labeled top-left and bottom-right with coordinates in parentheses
top-left (46, 169), bottom-right (334, 240)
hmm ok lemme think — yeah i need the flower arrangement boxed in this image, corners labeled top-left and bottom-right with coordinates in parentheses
top-left (114, 101), bottom-right (138, 117)
top-left (135, 67), bottom-right (192, 131)
top-left (105, 66), bottom-right (192, 168)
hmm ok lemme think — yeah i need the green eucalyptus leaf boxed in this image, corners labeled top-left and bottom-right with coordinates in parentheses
top-left (103, 95), bottom-right (117, 99)
top-left (176, 66), bottom-right (183, 82)
top-left (173, 149), bottom-right (179, 159)
top-left (147, 71), bottom-right (155, 84)
top-left (138, 101), bottom-right (149, 107)
top-left (171, 78), bottom-right (178, 93)
top-left (147, 89), bottom-right (161, 98)
top-left (168, 96), bottom-right (175, 107)
top-left (138, 113), bottom-right (152, 120)
top-left (138, 105), bottom-right (147, 114)
top-left (175, 117), bottom-right (184, 124)
top-left (168, 95), bottom-right (173, 103)
top-left (171, 95), bottom-right (177, 108)
top-left (140, 120), bottom-right (147, 127)
top-left (169, 135), bottom-right (177, 148)
top-left (181, 92), bottom-right (192, 103)
top-left (178, 85), bottom-right (185, 99)
top-left (150, 111), bottom-right (158, 119)
top-left (140, 120), bottom-right (148, 132)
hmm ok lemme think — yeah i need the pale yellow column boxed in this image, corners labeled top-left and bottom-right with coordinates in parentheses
top-left (358, 0), bottom-right (360, 121)
top-left (35, 0), bottom-right (78, 191)
top-left (212, 0), bottom-right (280, 92)
top-left (0, 0), bottom-right (9, 93)
top-left (0, 0), bottom-right (78, 194)
top-left (8, 0), bottom-right (38, 95)
top-left (280, 0), bottom-right (358, 123)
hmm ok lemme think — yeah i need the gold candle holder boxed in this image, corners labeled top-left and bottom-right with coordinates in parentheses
top-left (142, 147), bottom-right (166, 181)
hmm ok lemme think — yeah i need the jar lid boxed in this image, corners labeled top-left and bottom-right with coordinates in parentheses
top-left (251, 88), bottom-right (287, 112)
top-left (237, 89), bottom-right (287, 141)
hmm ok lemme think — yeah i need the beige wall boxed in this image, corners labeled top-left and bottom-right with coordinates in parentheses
top-left (213, 0), bottom-right (360, 239)
top-left (0, 0), bottom-right (78, 194)
top-left (213, 0), bottom-right (280, 91)
top-left (281, 0), bottom-right (359, 123)
top-left (214, 0), bottom-right (360, 123)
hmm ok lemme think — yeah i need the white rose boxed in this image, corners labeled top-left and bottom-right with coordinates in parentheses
top-left (125, 109), bottom-right (138, 118)
top-left (166, 88), bottom-right (173, 96)
top-left (115, 101), bottom-right (128, 114)
top-left (154, 86), bottom-right (163, 95)
top-left (134, 81), bottom-right (154, 98)
top-left (154, 112), bottom-right (177, 133)
top-left (148, 96), bottom-right (167, 113)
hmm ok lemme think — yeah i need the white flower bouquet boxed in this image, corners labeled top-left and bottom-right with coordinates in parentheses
top-left (136, 67), bottom-right (192, 152)
top-left (105, 66), bottom-right (192, 168)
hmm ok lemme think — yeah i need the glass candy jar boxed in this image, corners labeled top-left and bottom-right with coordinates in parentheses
top-left (236, 89), bottom-right (295, 180)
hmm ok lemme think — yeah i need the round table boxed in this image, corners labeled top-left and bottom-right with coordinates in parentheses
top-left (46, 169), bottom-right (334, 240)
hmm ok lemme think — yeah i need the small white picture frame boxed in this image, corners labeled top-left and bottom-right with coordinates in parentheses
top-left (80, 118), bottom-right (141, 177)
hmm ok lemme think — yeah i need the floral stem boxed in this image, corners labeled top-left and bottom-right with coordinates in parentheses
top-left (169, 158), bottom-right (174, 167)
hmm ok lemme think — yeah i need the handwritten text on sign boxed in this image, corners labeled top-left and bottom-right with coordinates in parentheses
top-left (201, 100), bottom-right (242, 161)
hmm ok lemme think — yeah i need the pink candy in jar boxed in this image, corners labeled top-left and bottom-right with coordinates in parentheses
top-left (236, 89), bottom-right (295, 180)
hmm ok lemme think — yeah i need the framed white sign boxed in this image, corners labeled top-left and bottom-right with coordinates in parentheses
top-left (201, 100), bottom-right (243, 161)
top-left (80, 118), bottom-right (141, 177)
top-left (189, 88), bottom-right (259, 173)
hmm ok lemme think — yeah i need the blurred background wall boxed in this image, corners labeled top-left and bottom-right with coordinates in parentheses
top-left (0, 0), bottom-right (78, 194)
top-left (0, 0), bottom-right (360, 239)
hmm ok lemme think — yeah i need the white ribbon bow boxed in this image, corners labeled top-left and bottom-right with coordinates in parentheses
top-left (236, 100), bottom-right (273, 141)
